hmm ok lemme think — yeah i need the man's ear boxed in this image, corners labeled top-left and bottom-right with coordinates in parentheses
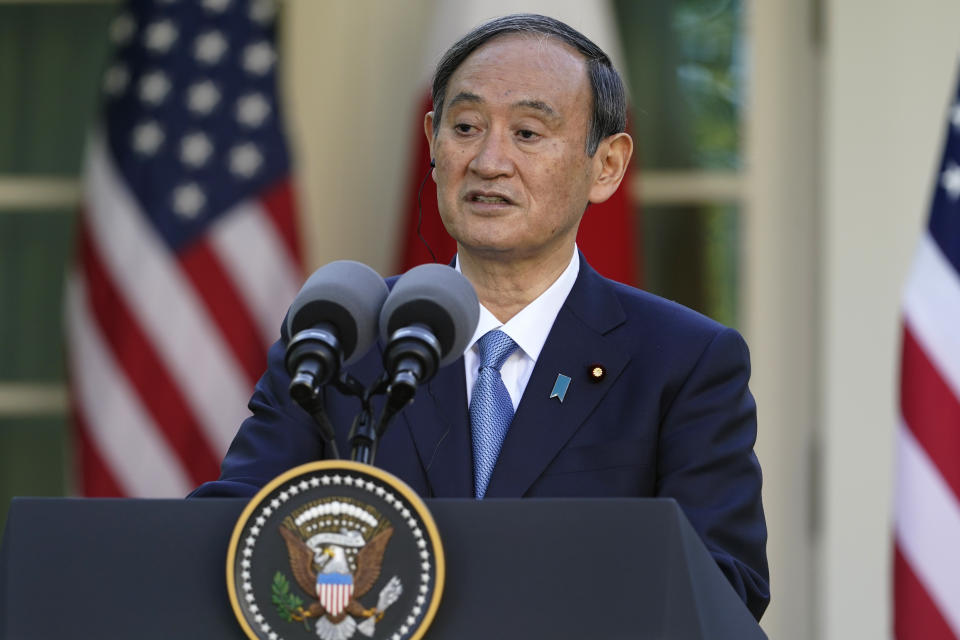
top-left (424, 111), bottom-right (436, 176)
top-left (587, 132), bottom-right (633, 205)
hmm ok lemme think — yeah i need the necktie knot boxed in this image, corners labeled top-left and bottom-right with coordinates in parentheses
top-left (476, 329), bottom-right (518, 371)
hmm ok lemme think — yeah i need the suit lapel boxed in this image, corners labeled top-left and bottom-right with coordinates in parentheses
top-left (485, 258), bottom-right (630, 497)
top-left (400, 358), bottom-right (474, 497)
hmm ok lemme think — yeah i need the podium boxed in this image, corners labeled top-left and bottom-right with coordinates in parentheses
top-left (0, 497), bottom-right (765, 639)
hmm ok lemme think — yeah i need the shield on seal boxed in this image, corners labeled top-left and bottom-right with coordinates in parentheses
top-left (316, 572), bottom-right (354, 617)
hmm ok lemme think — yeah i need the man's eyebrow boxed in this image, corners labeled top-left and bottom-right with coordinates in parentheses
top-left (446, 93), bottom-right (558, 119)
top-left (447, 92), bottom-right (483, 109)
top-left (514, 99), bottom-right (558, 119)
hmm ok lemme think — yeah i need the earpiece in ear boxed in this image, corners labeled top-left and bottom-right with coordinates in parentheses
top-left (430, 158), bottom-right (436, 168)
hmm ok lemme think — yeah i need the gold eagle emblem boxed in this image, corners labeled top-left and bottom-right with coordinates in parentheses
top-left (274, 498), bottom-right (403, 640)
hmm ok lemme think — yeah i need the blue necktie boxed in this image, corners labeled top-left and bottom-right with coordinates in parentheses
top-left (470, 329), bottom-right (519, 498)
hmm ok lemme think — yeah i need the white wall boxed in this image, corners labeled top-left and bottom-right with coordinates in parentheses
top-left (820, 2), bottom-right (960, 638)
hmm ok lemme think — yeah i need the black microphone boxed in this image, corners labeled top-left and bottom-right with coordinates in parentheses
top-left (378, 264), bottom-right (479, 411)
top-left (284, 261), bottom-right (389, 406)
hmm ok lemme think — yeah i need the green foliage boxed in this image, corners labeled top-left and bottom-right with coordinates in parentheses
top-left (613, 0), bottom-right (743, 170)
top-left (272, 571), bottom-right (304, 623)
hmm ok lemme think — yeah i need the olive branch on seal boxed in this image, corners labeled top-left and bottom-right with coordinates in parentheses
top-left (272, 571), bottom-right (309, 630)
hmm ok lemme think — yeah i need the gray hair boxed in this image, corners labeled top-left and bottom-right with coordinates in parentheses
top-left (430, 13), bottom-right (627, 156)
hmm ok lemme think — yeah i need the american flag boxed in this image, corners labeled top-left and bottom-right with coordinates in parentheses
top-left (65, 0), bottom-right (303, 497)
top-left (895, 69), bottom-right (960, 638)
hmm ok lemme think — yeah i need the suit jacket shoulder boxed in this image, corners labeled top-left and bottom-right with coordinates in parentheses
top-left (514, 256), bottom-right (768, 619)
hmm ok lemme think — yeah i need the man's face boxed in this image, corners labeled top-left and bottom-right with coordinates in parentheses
top-left (426, 34), bottom-right (599, 263)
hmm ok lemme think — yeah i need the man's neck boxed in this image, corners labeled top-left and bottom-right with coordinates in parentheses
top-left (458, 243), bottom-right (577, 324)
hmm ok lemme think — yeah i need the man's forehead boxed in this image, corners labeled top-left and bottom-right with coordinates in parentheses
top-left (443, 33), bottom-right (590, 111)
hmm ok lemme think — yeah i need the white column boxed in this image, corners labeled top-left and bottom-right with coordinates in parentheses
top-left (280, 0), bottom-right (431, 274)
top-left (743, 2), bottom-right (820, 638)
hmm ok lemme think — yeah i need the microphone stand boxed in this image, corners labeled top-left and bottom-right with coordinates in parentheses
top-left (347, 372), bottom-right (420, 467)
top-left (347, 374), bottom-right (389, 465)
top-left (353, 325), bottom-right (439, 465)
top-left (288, 369), bottom-right (371, 461)
top-left (289, 363), bottom-right (424, 467)
top-left (301, 395), bottom-right (341, 460)
top-left (348, 408), bottom-right (376, 465)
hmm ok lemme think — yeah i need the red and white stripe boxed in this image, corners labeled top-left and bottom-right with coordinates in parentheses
top-left (317, 581), bottom-right (353, 617)
top-left (896, 231), bottom-right (960, 639)
top-left (66, 132), bottom-right (302, 497)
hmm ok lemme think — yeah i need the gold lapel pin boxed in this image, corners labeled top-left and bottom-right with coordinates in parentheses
top-left (588, 364), bottom-right (606, 382)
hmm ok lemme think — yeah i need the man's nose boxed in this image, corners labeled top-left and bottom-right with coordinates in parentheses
top-left (468, 129), bottom-right (514, 178)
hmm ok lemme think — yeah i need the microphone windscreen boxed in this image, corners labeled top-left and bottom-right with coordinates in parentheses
top-left (286, 261), bottom-right (389, 366)
top-left (379, 264), bottom-right (479, 367)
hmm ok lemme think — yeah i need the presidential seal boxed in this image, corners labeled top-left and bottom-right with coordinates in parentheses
top-left (227, 461), bottom-right (444, 640)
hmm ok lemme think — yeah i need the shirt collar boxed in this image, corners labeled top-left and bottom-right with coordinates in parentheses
top-left (457, 246), bottom-right (580, 361)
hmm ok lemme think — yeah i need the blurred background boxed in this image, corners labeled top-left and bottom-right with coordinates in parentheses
top-left (1, 0), bottom-right (959, 638)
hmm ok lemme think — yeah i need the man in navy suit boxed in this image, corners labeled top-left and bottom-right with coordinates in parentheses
top-left (192, 14), bottom-right (769, 620)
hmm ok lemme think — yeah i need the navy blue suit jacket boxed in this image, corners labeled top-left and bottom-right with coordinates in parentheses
top-left (192, 255), bottom-right (770, 619)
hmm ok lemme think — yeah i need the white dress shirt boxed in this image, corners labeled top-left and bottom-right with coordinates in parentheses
top-left (457, 247), bottom-right (580, 410)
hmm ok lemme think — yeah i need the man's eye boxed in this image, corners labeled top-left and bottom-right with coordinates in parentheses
top-left (517, 129), bottom-right (539, 140)
top-left (454, 123), bottom-right (474, 134)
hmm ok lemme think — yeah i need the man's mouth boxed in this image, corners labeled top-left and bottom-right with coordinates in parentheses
top-left (467, 191), bottom-right (513, 205)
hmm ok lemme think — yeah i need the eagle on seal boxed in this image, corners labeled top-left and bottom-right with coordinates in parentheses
top-left (278, 525), bottom-right (398, 639)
